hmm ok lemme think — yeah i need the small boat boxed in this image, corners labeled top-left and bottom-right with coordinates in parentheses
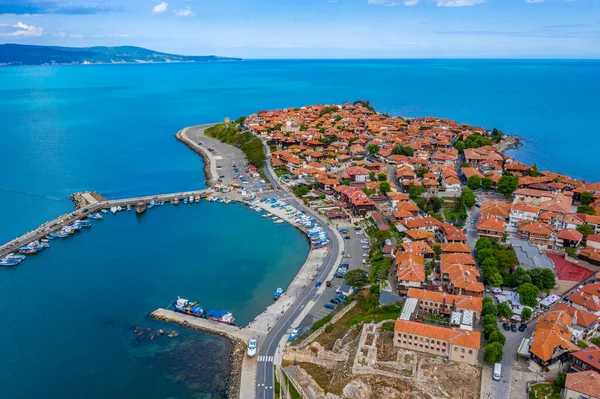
top-left (172, 297), bottom-right (204, 318)
top-left (135, 202), bottom-right (146, 214)
top-left (148, 201), bottom-right (155, 209)
top-left (274, 287), bottom-right (284, 300)
top-left (117, 206), bottom-right (123, 212)
top-left (8, 253), bottom-right (26, 260)
top-left (110, 207), bottom-right (118, 214)
top-left (189, 195), bottom-right (194, 203)
top-left (127, 204), bottom-right (131, 211)
top-left (55, 231), bottom-right (68, 238)
top-left (73, 220), bottom-right (91, 228)
top-left (101, 209), bottom-right (109, 214)
top-left (274, 219), bottom-right (284, 224)
top-left (194, 196), bottom-right (200, 203)
top-left (0, 257), bottom-right (21, 266)
top-left (87, 213), bottom-right (103, 220)
top-left (183, 198), bottom-right (189, 205)
top-left (207, 310), bottom-right (236, 325)
top-left (262, 213), bottom-right (272, 218)
top-left (174, 198), bottom-right (180, 205)
top-left (247, 339), bottom-right (258, 358)
top-left (289, 326), bottom-right (303, 341)
top-left (19, 246), bottom-right (37, 254)
top-left (272, 216), bottom-right (279, 220)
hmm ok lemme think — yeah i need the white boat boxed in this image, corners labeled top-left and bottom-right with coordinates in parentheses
top-left (127, 204), bottom-right (131, 211)
top-left (247, 339), bottom-right (258, 357)
top-left (101, 209), bottom-right (108, 214)
top-left (110, 207), bottom-right (118, 214)
top-left (189, 195), bottom-right (194, 203)
top-left (274, 219), bottom-right (284, 224)
top-left (262, 213), bottom-right (272, 218)
top-left (117, 206), bottom-right (123, 212)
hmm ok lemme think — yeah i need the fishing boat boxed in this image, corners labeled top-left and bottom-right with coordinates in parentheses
top-left (73, 220), bottom-right (91, 228)
top-left (19, 246), bottom-right (37, 254)
top-left (289, 326), bottom-right (303, 341)
top-left (262, 213), bottom-right (272, 218)
top-left (135, 202), bottom-right (146, 214)
top-left (189, 195), bottom-right (194, 203)
top-left (247, 339), bottom-right (258, 358)
top-left (101, 209), bottom-right (109, 214)
top-left (207, 310), bottom-right (236, 325)
top-left (117, 206), bottom-right (123, 212)
top-left (183, 197), bottom-right (189, 205)
top-left (194, 196), bottom-right (200, 202)
top-left (172, 297), bottom-right (204, 318)
top-left (274, 219), bottom-right (284, 224)
top-left (174, 198), bottom-right (180, 205)
top-left (0, 256), bottom-right (21, 266)
top-left (87, 213), bottom-right (103, 220)
top-left (110, 206), bottom-right (118, 214)
top-left (273, 287), bottom-right (284, 300)
top-left (8, 253), bottom-right (26, 260)
top-left (127, 204), bottom-right (131, 211)
top-left (148, 201), bottom-right (156, 209)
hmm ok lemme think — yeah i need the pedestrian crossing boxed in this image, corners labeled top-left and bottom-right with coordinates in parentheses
top-left (257, 355), bottom-right (274, 362)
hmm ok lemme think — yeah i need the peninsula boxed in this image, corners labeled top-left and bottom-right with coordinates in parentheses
top-left (0, 44), bottom-right (242, 66)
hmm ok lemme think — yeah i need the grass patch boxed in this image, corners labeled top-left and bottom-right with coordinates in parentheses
top-left (528, 383), bottom-right (561, 399)
top-left (205, 122), bottom-right (266, 168)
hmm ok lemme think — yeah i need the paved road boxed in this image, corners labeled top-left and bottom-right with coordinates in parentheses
top-left (254, 143), bottom-right (342, 399)
top-left (491, 321), bottom-right (530, 399)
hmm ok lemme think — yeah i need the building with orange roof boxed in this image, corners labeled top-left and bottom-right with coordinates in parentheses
top-left (477, 214), bottom-right (506, 239)
top-left (553, 303), bottom-right (599, 341)
top-left (440, 253), bottom-right (476, 266)
top-left (480, 201), bottom-right (512, 218)
top-left (441, 242), bottom-right (471, 253)
top-left (404, 229), bottom-right (435, 242)
top-left (442, 263), bottom-right (484, 297)
top-left (393, 319), bottom-right (480, 365)
top-left (396, 216), bottom-right (442, 233)
top-left (508, 202), bottom-right (541, 232)
top-left (438, 223), bottom-right (467, 243)
top-left (407, 288), bottom-right (482, 320)
top-left (555, 228), bottom-right (583, 248)
top-left (529, 309), bottom-right (579, 367)
top-left (395, 253), bottom-right (425, 292)
top-left (461, 167), bottom-right (484, 180)
top-left (401, 240), bottom-right (434, 258)
top-left (564, 370), bottom-right (600, 399)
top-left (518, 221), bottom-right (554, 248)
top-left (571, 347), bottom-right (600, 374)
top-left (588, 234), bottom-right (600, 250)
top-left (566, 290), bottom-right (600, 316)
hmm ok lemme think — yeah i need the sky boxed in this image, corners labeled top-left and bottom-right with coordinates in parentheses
top-left (0, 0), bottom-right (598, 58)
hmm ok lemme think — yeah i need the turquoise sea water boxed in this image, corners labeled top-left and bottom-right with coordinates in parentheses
top-left (0, 59), bottom-right (599, 398)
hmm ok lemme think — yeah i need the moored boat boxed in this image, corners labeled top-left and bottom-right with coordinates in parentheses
top-left (274, 287), bottom-right (284, 300)
top-left (136, 202), bottom-right (147, 214)
top-left (172, 297), bottom-right (204, 318)
top-left (183, 197), bottom-right (189, 205)
top-left (101, 209), bottom-right (109, 214)
top-left (110, 206), bottom-right (118, 214)
top-left (194, 196), bottom-right (200, 202)
top-left (207, 310), bottom-right (236, 325)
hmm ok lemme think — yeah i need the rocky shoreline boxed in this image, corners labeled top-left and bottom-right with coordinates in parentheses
top-left (70, 191), bottom-right (107, 209)
top-left (495, 134), bottom-right (523, 154)
top-left (150, 312), bottom-right (245, 399)
top-left (175, 128), bottom-right (216, 187)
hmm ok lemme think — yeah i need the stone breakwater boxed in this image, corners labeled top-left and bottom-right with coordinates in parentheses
top-left (175, 128), bottom-right (216, 187)
top-left (70, 191), bottom-right (107, 209)
top-left (150, 310), bottom-right (248, 399)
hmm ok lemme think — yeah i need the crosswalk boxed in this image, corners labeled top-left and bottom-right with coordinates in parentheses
top-left (257, 355), bottom-right (274, 362)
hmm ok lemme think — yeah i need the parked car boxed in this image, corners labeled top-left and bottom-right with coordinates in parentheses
top-left (344, 254), bottom-right (351, 258)
top-left (518, 324), bottom-right (527, 332)
top-left (315, 281), bottom-right (322, 287)
top-left (511, 324), bottom-right (517, 332)
top-left (324, 303), bottom-right (335, 309)
top-left (503, 323), bottom-right (511, 331)
top-left (330, 298), bottom-right (340, 304)
top-left (326, 280), bottom-right (332, 287)
top-left (344, 236), bottom-right (351, 240)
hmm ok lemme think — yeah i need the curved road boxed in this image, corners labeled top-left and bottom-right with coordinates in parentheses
top-left (254, 144), bottom-right (342, 399)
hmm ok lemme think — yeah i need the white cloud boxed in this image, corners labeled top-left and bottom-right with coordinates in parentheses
top-left (152, 2), bottom-right (168, 14)
top-left (368, 0), bottom-right (399, 6)
top-left (525, 0), bottom-right (545, 2)
top-left (436, 0), bottom-right (485, 6)
top-left (404, 0), bottom-right (420, 5)
top-left (0, 22), bottom-right (43, 37)
top-left (174, 5), bottom-right (195, 17)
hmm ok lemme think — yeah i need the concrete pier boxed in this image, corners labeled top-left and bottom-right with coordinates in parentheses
top-left (0, 188), bottom-right (213, 259)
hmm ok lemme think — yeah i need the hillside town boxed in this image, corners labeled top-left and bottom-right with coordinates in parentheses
top-left (240, 101), bottom-right (600, 398)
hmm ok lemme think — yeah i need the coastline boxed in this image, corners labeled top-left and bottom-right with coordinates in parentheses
top-left (494, 134), bottom-right (523, 154)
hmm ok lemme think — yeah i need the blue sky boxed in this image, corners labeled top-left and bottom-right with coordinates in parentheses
top-left (0, 0), bottom-right (598, 58)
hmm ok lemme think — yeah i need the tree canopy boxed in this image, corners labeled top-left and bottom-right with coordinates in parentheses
top-left (379, 182), bottom-right (392, 195)
top-left (344, 269), bottom-right (367, 288)
top-left (496, 175), bottom-right (519, 197)
top-left (484, 342), bottom-right (504, 364)
top-left (521, 307), bottom-right (532, 322)
top-left (367, 144), bottom-right (380, 156)
top-left (467, 175), bottom-right (482, 190)
top-left (580, 191), bottom-right (594, 205)
top-left (577, 223), bottom-right (594, 236)
top-left (481, 177), bottom-right (494, 190)
top-left (462, 187), bottom-right (477, 207)
top-left (392, 144), bottom-right (415, 156)
top-left (464, 133), bottom-right (492, 149)
top-left (517, 283), bottom-right (540, 307)
top-left (497, 302), bottom-right (513, 318)
top-left (577, 205), bottom-right (596, 216)
top-left (527, 268), bottom-right (556, 290)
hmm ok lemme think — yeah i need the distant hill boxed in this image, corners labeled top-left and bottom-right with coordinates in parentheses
top-left (0, 44), bottom-right (242, 66)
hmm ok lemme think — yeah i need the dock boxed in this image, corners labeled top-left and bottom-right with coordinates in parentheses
top-left (0, 188), bottom-right (213, 259)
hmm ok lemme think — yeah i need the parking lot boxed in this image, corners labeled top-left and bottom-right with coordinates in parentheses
top-left (298, 223), bottom-right (370, 327)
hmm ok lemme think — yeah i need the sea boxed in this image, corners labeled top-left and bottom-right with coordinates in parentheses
top-left (0, 59), bottom-right (598, 398)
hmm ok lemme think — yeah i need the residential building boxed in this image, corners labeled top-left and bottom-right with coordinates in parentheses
top-left (407, 288), bottom-right (482, 321)
top-left (393, 319), bottom-right (481, 365)
top-left (529, 309), bottom-right (579, 367)
top-left (571, 347), bottom-right (600, 374)
top-left (564, 370), bottom-right (600, 399)
top-left (396, 253), bottom-right (425, 292)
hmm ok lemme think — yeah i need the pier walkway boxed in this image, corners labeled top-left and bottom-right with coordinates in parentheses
top-left (0, 188), bottom-right (213, 259)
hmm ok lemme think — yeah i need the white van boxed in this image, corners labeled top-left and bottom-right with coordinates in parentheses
top-left (493, 363), bottom-right (502, 381)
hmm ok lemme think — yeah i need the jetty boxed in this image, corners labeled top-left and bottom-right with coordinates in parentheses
top-left (0, 188), bottom-right (213, 259)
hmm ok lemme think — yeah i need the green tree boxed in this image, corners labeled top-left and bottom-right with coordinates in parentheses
top-left (367, 144), bottom-right (380, 156)
top-left (577, 223), bottom-right (594, 237)
top-left (527, 268), bottom-right (556, 290)
top-left (482, 296), bottom-right (493, 307)
top-left (415, 167), bottom-right (429, 178)
top-left (521, 307), bottom-right (532, 322)
top-left (462, 187), bottom-right (477, 207)
top-left (369, 171), bottom-right (376, 181)
top-left (408, 185), bottom-right (425, 199)
top-left (342, 179), bottom-right (350, 186)
top-left (483, 314), bottom-right (498, 328)
top-left (392, 144), bottom-right (415, 156)
top-left (484, 342), bottom-right (504, 364)
top-left (507, 267), bottom-right (532, 287)
top-left (344, 269), bottom-right (367, 288)
top-left (580, 191), bottom-right (594, 205)
top-left (481, 177), bottom-right (494, 190)
top-left (517, 283), bottom-right (540, 307)
top-left (483, 322), bottom-right (499, 340)
top-left (497, 302), bottom-right (513, 318)
top-left (577, 205), bottom-right (596, 216)
top-left (488, 329), bottom-right (507, 346)
top-left (464, 133), bottom-right (492, 149)
top-left (378, 173), bottom-right (387, 182)
top-left (476, 237), bottom-right (494, 251)
top-left (427, 197), bottom-right (444, 213)
top-left (496, 175), bottom-right (519, 197)
top-left (294, 186), bottom-right (309, 197)
top-left (483, 302), bottom-right (498, 317)
top-left (487, 272), bottom-right (504, 287)
top-left (454, 140), bottom-right (465, 153)
top-left (467, 175), bottom-right (482, 190)
top-left (591, 337), bottom-right (600, 346)
top-left (380, 182), bottom-right (392, 195)
top-left (554, 373), bottom-right (566, 389)
top-left (477, 248), bottom-right (496, 263)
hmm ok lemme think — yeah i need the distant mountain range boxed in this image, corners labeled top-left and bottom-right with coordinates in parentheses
top-left (0, 44), bottom-right (242, 66)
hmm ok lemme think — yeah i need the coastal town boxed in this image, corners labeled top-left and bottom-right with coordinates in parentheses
top-left (222, 100), bottom-right (600, 399)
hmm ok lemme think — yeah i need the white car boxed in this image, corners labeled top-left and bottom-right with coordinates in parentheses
top-left (247, 339), bottom-right (258, 357)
